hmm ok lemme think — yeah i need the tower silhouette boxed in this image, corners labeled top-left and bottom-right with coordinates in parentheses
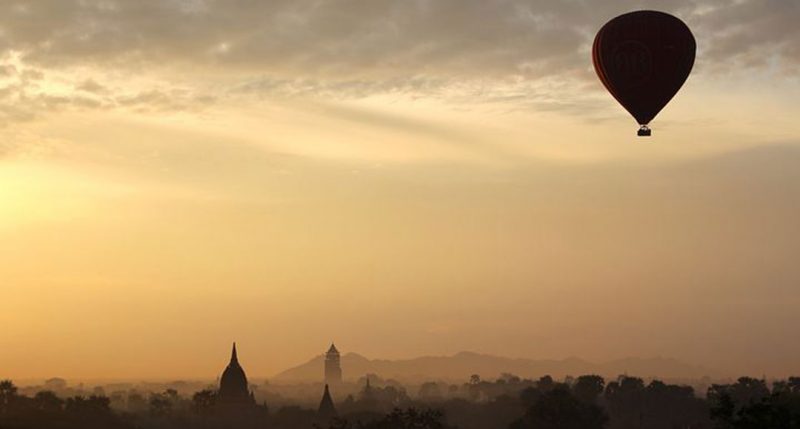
top-left (324, 343), bottom-right (342, 385)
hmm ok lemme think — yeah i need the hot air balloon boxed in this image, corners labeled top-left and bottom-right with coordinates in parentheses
top-left (593, 11), bottom-right (696, 136)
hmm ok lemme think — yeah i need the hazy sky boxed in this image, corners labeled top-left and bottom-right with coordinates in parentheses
top-left (1, 0), bottom-right (799, 380)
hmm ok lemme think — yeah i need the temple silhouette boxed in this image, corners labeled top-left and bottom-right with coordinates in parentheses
top-left (318, 384), bottom-right (337, 418)
top-left (213, 342), bottom-right (267, 429)
top-left (218, 342), bottom-right (256, 407)
top-left (210, 342), bottom-right (345, 424)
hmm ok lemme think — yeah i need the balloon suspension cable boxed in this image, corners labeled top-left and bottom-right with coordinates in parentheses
top-left (637, 125), bottom-right (652, 137)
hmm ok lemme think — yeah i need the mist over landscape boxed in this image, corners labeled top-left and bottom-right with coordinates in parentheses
top-left (2, 0), bottom-right (800, 428)
top-left (274, 351), bottom-right (719, 384)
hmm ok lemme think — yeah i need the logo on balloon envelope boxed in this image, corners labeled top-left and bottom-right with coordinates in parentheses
top-left (611, 41), bottom-right (653, 87)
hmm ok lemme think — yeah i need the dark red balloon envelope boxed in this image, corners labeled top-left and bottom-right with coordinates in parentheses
top-left (593, 11), bottom-right (696, 136)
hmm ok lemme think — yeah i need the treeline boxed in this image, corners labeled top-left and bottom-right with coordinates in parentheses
top-left (2, 376), bottom-right (800, 429)
top-left (0, 380), bottom-right (129, 429)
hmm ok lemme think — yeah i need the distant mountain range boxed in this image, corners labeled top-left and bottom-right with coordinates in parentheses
top-left (272, 351), bottom-right (719, 384)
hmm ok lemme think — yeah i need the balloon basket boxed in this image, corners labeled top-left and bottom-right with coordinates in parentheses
top-left (637, 125), bottom-right (652, 137)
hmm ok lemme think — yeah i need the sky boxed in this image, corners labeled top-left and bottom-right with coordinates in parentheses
top-left (1, 0), bottom-right (799, 381)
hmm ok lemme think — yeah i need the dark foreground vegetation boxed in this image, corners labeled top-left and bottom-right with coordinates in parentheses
top-left (2, 375), bottom-right (800, 429)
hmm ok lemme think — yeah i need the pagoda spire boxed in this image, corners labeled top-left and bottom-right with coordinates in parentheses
top-left (231, 342), bottom-right (239, 365)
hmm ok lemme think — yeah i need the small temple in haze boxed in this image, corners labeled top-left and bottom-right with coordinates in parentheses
top-left (318, 384), bottom-right (337, 418)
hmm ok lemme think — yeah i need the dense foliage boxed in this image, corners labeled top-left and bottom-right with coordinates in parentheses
top-left (2, 375), bottom-right (799, 429)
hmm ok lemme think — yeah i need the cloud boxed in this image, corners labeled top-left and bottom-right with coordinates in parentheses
top-left (115, 88), bottom-right (217, 112)
top-left (0, 0), bottom-right (586, 78)
top-left (2, 1), bottom-right (797, 77)
top-left (0, 0), bottom-right (798, 123)
top-left (0, 64), bottom-right (17, 77)
top-left (689, 0), bottom-right (800, 72)
top-left (76, 78), bottom-right (109, 94)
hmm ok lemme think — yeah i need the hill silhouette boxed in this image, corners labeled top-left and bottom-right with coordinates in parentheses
top-left (272, 351), bottom-right (718, 384)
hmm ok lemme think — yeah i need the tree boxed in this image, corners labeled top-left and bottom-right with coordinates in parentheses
top-left (572, 375), bottom-right (605, 404)
top-left (708, 377), bottom-right (770, 410)
top-left (191, 389), bottom-right (216, 414)
top-left (710, 380), bottom-right (800, 429)
top-left (537, 376), bottom-right (555, 392)
top-left (520, 386), bottom-right (542, 407)
top-left (65, 395), bottom-right (111, 414)
top-left (499, 373), bottom-right (522, 384)
top-left (164, 388), bottom-right (179, 403)
top-left (710, 391), bottom-right (737, 429)
top-left (0, 380), bottom-right (19, 415)
top-left (604, 375), bottom-right (646, 428)
top-left (33, 390), bottom-right (64, 412)
top-left (127, 391), bottom-right (147, 412)
top-left (419, 382), bottom-right (443, 401)
top-left (642, 380), bottom-right (708, 429)
top-left (365, 408), bottom-right (449, 429)
top-left (511, 388), bottom-right (608, 429)
top-left (149, 392), bottom-right (173, 416)
top-left (787, 377), bottom-right (800, 393)
top-left (708, 376), bottom-right (772, 429)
